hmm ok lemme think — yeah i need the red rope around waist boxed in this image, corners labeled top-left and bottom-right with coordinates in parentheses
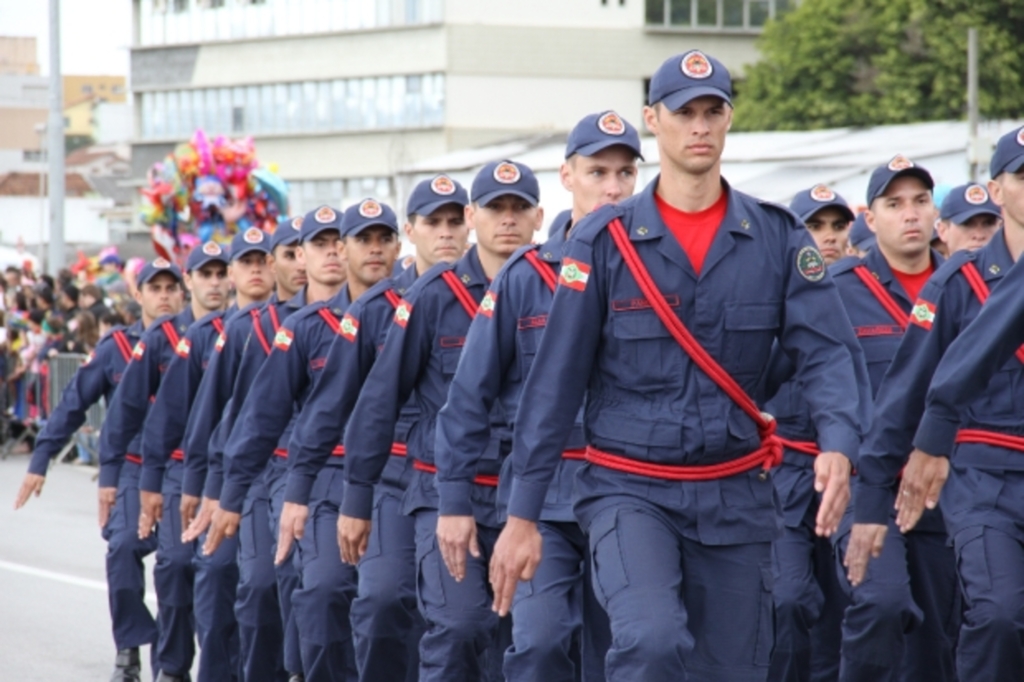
top-left (585, 444), bottom-right (779, 482)
top-left (126, 454), bottom-right (142, 465)
top-left (391, 442), bottom-right (408, 457)
top-left (955, 429), bottom-right (1024, 452)
top-left (171, 449), bottom-right (184, 461)
top-left (777, 438), bottom-right (820, 457)
top-left (412, 459), bottom-right (499, 487)
top-left (273, 445), bottom-right (345, 458)
top-left (562, 448), bottom-right (587, 460)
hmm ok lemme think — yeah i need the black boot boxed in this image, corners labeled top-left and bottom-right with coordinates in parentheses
top-left (109, 648), bottom-right (141, 682)
top-left (287, 674), bottom-right (305, 682)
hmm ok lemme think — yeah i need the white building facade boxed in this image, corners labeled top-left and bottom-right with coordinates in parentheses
top-left (131, 0), bottom-right (788, 216)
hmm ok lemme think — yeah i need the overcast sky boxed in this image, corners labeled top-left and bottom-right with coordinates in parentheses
top-left (0, 0), bottom-right (131, 77)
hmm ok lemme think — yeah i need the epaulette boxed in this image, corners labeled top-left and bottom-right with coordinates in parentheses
top-left (928, 249), bottom-right (977, 289)
top-left (570, 202), bottom-right (628, 246)
top-left (408, 260), bottom-right (457, 300)
top-left (755, 196), bottom-right (805, 230)
top-left (829, 255), bottom-right (863, 277)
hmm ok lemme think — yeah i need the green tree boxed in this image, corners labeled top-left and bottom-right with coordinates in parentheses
top-left (733, 0), bottom-right (1024, 131)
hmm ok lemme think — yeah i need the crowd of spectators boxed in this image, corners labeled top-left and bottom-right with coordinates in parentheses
top-left (0, 253), bottom-right (142, 462)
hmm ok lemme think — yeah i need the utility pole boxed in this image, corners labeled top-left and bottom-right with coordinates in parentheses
top-left (47, 0), bottom-right (65, 274)
top-left (966, 27), bottom-right (980, 182)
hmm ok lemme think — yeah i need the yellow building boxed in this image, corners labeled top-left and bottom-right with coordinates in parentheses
top-left (62, 75), bottom-right (127, 107)
top-left (63, 96), bottom-right (96, 137)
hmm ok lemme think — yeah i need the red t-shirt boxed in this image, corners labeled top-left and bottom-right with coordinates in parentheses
top-left (655, 189), bottom-right (729, 276)
top-left (892, 265), bottom-right (934, 303)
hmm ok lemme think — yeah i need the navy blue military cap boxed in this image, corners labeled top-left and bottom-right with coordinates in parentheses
top-left (565, 111), bottom-right (643, 160)
top-left (138, 257), bottom-right (183, 285)
top-left (341, 199), bottom-right (400, 237)
top-left (471, 160), bottom-right (539, 207)
top-left (990, 127), bottom-right (1024, 179)
top-left (648, 50), bottom-right (732, 110)
top-left (790, 184), bottom-right (855, 223)
top-left (300, 205), bottom-right (344, 242)
top-left (186, 240), bottom-right (230, 272)
top-left (866, 155), bottom-right (934, 205)
top-left (407, 175), bottom-right (469, 218)
top-left (940, 183), bottom-right (1002, 225)
top-left (848, 213), bottom-right (875, 251)
top-left (230, 227), bottom-right (272, 261)
top-left (272, 216), bottom-right (303, 251)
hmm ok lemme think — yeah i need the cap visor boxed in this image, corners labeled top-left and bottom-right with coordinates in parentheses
top-left (800, 203), bottom-right (855, 224)
top-left (569, 139), bottom-right (645, 161)
top-left (658, 86), bottom-right (732, 112)
top-left (946, 208), bottom-right (1001, 225)
top-left (346, 222), bottom-right (399, 237)
top-left (413, 199), bottom-right (468, 217)
top-left (301, 226), bottom-right (342, 243)
top-left (995, 152), bottom-right (1024, 177)
top-left (475, 189), bottom-right (538, 207)
top-left (871, 168), bottom-right (935, 204)
top-left (231, 244), bottom-right (270, 261)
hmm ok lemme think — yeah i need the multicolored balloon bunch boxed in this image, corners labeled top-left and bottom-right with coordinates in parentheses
top-left (139, 130), bottom-right (290, 263)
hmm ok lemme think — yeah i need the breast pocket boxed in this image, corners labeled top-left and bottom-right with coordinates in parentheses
top-left (860, 335), bottom-right (901, 393)
top-left (515, 324), bottom-right (544, 380)
top-left (611, 313), bottom-right (681, 390)
top-left (440, 347), bottom-right (462, 378)
top-left (722, 302), bottom-right (781, 380)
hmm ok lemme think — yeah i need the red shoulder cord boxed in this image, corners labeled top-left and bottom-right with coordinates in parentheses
top-left (160, 320), bottom-right (182, 348)
top-left (317, 308), bottom-right (341, 334)
top-left (211, 317), bottom-right (225, 336)
top-left (523, 249), bottom-right (557, 292)
top-left (852, 265), bottom-right (909, 330)
top-left (250, 308), bottom-right (272, 355)
top-left (440, 270), bottom-right (479, 318)
top-left (111, 330), bottom-right (133, 362)
top-left (953, 262), bottom-right (1024, 452)
top-left (585, 217), bottom-right (782, 481)
top-left (384, 289), bottom-right (402, 309)
top-left (960, 262), bottom-right (1024, 364)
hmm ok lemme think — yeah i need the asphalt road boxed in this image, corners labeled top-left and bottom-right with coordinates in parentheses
top-left (0, 454), bottom-right (198, 681)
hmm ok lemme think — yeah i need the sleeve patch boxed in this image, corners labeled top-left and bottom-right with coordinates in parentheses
top-left (478, 291), bottom-right (497, 318)
top-left (394, 300), bottom-right (413, 328)
top-left (340, 314), bottom-right (359, 342)
top-left (796, 246), bottom-right (826, 282)
top-left (274, 328), bottom-right (294, 351)
top-left (132, 341), bottom-right (146, 360)
top-left (910, 299), bottom-right (936, 330)
top-left (558, 258), bottom-right (591, 291)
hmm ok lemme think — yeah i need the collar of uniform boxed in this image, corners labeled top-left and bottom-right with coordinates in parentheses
top-left (330, 284), bottom-right (352, 313)
top-left (454, 244), bottom-right (489, 288)
top-left (628, 177), bottom-right (750, 243)
top-left (174, 307), bottom-right (196, 332)
top-left (863, 246), bottom-right (943, 303)
top-left (197, 309), bottom-right (224, 326)
top-left (547, 209), bottom-right (573, 243)
top-left (225, 303), bottom-right (239, 316)
top-left (127, 321), bottom-right (144, 337)
top-left (980, 228), bottom-right (1014, 282)
top-left (538, 228), bottom-right (567, 263)
top-left (287, 288), bottom-right (307, 309)
top-left (393, 263), bottom-right (417, 296)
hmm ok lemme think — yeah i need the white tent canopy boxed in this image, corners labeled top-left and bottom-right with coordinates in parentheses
top-left (396, 119), bottom-right (1024, 224)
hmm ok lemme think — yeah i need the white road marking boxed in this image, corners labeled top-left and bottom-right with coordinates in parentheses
top-left (0, 559), bottom-right (157, 603)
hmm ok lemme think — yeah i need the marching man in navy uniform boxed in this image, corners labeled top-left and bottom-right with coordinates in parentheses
top-left (14, 258), bottom-right (184, 682)
top-left (830, 158), bottom-right (958, 682)
top-left (340, 160), bottom-right (544, 681)
top-left (763, 185), bottom-right (869, 682)
top-left (434, 110), bottom-right (642, 681)
top-left (849, 126), bottom-right (1024, 681)
top-left (282, 176), bottom-right (471, 682)
top-left (488, 51), bottom-right (865, 681)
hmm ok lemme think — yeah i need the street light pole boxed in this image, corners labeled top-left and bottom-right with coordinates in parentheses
top-left (47, 0), bottom-right (65, 274)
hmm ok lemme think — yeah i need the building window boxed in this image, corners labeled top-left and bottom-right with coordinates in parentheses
top-left (139, 0), bottom-right (443, 46)
top-left (645, 0), bottom-right (789, 29)
top-left (23, 150), bottom-right (46, 162)
top-left (138, 74), bottom-right (445, 140)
